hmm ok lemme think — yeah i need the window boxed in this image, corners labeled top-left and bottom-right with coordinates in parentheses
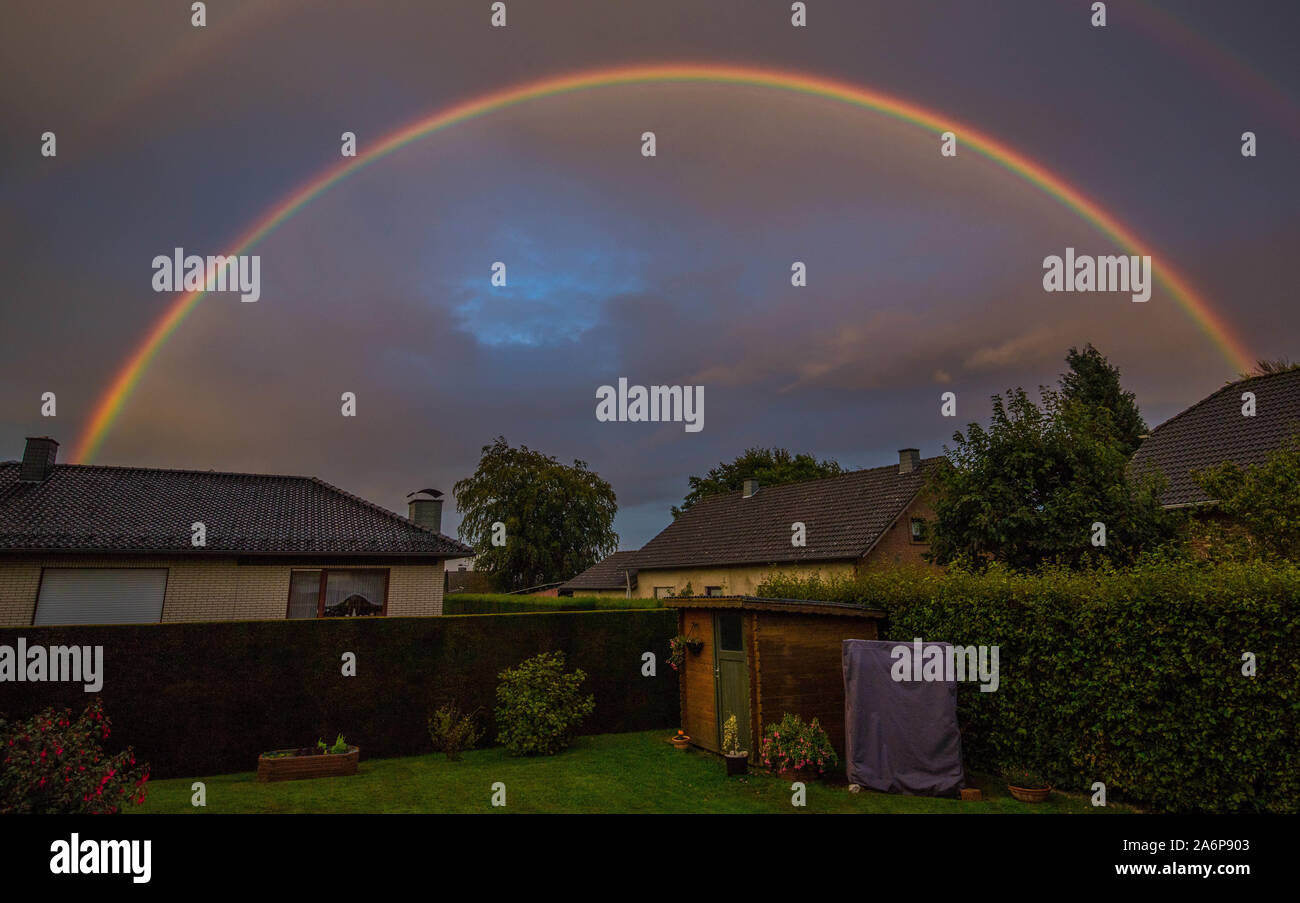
top-left (910, 517), bottom-right (929, 542)
top-left (705, 586), bottom-right (723, 597)
top-left (654, 586), bottom-right (675, 599)
top-left (34, 568), bottom-right (168, 625)
top-left (717, 612), bottom-right (744, 651)
top-left (287, 569), bottom-right (388, 618)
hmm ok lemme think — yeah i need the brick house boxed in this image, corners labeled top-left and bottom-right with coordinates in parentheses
top-left (0, 437), bottom-right (473, 626)
top-left (598, 449), bottom-right (939, 600)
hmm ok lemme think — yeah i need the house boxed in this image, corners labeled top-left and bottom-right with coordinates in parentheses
top-left (1129, 368), bottom-right (1300, 508)
top-left (556, 550), bottom-right (639, 598)
top-left (0, 437), bottom-right (473, 626)
top-left (627, 449), bottom-right (939, 599)
top-left (666, 595), bottom-right (884, 760)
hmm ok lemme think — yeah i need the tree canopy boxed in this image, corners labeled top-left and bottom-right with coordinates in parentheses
top-left (454, 437), bottom-right (618, 592)
top-left (927, 347), bottom-right (1175, 570)
top-left (673, 447), bottom-right (843, 517)
top-left (1193, 432), bottom-right (1300, 561)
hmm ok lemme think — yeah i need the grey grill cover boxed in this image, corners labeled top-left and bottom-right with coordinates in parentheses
top-left (842, 639), bottom-right (965, 796)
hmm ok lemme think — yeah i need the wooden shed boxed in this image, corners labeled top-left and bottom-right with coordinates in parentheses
top-left (664, 595), bottom-right (884, 762)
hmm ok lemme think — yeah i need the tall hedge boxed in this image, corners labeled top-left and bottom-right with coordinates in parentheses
top-left (761, 561), bottom-right (1299, 813)
top-left (0, 610), bottom-right (677, 779)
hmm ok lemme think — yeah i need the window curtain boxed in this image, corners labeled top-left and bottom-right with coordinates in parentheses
top-left (322, 570), bottom-right (386, 617)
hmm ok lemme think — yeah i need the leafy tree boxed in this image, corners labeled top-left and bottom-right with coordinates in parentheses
top-left (1059, 343), bottom-right (1147, 455)
top-left (1192, 431), bottom-right (1300, 561)
top-left (673, 447), bottom-right (843, 517)
top-left (454, 437), bottom-right (618, 592)
top-left (927, 387), bottom-right (1176, 571)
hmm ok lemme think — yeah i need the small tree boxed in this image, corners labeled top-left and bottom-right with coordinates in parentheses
top-left (454, 437), bottom-right (618, 592)
top-left (673, 447), bottom-right (842, 517)
top-left (494, 652), bottom-right (595, 757)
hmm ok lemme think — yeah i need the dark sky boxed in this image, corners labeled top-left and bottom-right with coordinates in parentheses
top-left (2, 0), bottom-right (1297, 549)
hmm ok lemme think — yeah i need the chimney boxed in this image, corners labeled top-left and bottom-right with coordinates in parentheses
top-left (406, 489), bottom-right (444, 533)
top-left (898, 448), bottom-right (921, 474)
top-left (742, 477), bottom-right (759, 498)
top-left (20, 437), bottom-right (58, 482)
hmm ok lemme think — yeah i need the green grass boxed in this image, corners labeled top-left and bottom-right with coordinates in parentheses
top-left (442, 594), bottom-right (662, 614)
top-left (133, 730), bottom-right (1130, 814)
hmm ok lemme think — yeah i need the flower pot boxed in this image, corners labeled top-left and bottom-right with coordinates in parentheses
top-left (724, 752), bottom-right (749, 776)
top-left (257, 747), bottom-right (359, 782)
top-left (1008, 784), bottom-right (1051, 803)
top-left (671, 734), bottom-right (691, 751)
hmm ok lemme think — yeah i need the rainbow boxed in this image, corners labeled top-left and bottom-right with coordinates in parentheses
top-left (72, 62), bottom-right (1257, 463)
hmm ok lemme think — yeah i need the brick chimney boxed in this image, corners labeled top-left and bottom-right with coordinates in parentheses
top-left (406, 489), bottom-right (444, 533)
top-left (742, 477), bottom-right (759, 498)
top-left (20, 437), bottom-right (58, 482)
top-left (898, 448), bottom-right (921, 474)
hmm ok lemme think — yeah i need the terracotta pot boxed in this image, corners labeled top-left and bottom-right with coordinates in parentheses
top-left (671, 735), bottom-right (691, 751)
top-left (1008, 784), bottom-right (1051, 803)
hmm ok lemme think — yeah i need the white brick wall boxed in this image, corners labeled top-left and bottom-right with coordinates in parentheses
top-left (0, 556), bottom-right (444, 626)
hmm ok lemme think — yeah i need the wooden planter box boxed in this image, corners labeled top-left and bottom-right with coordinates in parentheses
top-left (257, 747), bottom-right (359, 783)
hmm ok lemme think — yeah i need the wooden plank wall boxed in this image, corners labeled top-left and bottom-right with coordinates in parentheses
top-left (752, 613), bottom-right (879, 758)
top-left (679, 609), bottom-right (719, 751)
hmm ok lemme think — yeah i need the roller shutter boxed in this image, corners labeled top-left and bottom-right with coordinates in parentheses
top-left (33, 568), bottom-right (168, 625)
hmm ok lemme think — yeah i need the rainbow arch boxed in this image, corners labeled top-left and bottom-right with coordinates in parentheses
top-left (72, 62), bottom-right (1256, 463)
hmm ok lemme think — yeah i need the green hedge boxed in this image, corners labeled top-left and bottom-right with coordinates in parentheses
top-left (0, 610), bottom-right (677, 779)
top-left (443, 594), bottom-right (662, 614)
top-left (761, 561), bottom-right (1300, 813)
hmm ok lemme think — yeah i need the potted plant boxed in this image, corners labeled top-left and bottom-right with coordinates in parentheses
top-left (721, 714), bottom-right (748, 776)
top-left (667, 634), bottom-right (704, 672)
top-left (670, 729), bottom-right (691, 751)
top-left (759, 713), bottom-right (838, 778)
top-left (257, 733), bottom-right (359, 782)
top-left (1005, 764), bottom-right (1051, 803)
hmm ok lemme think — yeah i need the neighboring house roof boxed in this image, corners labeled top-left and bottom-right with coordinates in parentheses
top-left (558, 551), bottom-right (639, 592)
top-left (1129, 368), bottom-right (1300, 507)
top-left (634, 458), bottom-right (939, 570)
top-left (0, 462), bottom-right (474, 558)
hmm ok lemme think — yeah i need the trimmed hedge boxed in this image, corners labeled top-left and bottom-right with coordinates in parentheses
top-left (761, 561), bottom-right (1300, 813)
top-left (443, 594), bottom-right (662, 614)
top-left (0, 610), bottom-right (676, 779)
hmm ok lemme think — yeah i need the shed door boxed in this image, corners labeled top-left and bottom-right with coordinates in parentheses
top-left (34, 568), bottom-right (168, 625)
top-left (714, 612), bottom-right (751, 754)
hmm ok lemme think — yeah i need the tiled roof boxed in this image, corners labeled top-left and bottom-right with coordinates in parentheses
top-left (633, 458), bottom-right (938, 570)
top-left (558, 551), bottom-right (639, 592)
top-left (0, 463), bottom-right (474, 557)
top-left (1130, 369), bottom-right (1300, 507)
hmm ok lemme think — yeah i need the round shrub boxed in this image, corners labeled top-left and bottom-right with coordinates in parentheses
top-left (494, 652), bottom-right (595, 756)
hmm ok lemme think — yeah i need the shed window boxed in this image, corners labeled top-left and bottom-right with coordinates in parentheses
top-left (717, 612), bottom-right (744, 651)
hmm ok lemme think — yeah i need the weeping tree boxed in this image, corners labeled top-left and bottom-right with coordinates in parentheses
top-left (454, 437), bottom-right (618, 592)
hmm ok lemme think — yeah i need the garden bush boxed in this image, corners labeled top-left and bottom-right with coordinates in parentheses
top-left (495, 652), bottom-right (595, 756)
top-left (443, 594), bottom-right (661, 614)
top-left (759, 559), bottom-right (1300, 813)
top-left (0, 700), bottom-right (149, 814)
top-left (427, 702), bottom-right (482, 761)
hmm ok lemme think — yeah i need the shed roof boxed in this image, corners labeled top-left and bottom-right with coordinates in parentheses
top-left (663, 595), bottom-right (883, 618)
top-left (557, 550), bottom-right (639, 592)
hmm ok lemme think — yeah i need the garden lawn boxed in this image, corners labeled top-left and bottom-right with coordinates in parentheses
top-left (133, 731), bottom-right (1130, 814)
